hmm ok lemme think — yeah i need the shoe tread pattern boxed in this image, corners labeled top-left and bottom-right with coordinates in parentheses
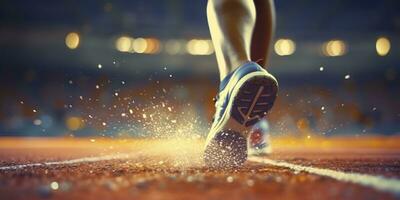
top-left (231, 77), bottom-right (278, 127)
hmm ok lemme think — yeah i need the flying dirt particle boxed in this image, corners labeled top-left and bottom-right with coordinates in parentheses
top-left (33, 109), bottom-right (37, 113)
top-left (97, 64), bottom-right (102, 69)
top-left (246, 179), bottom-right (255, 187)
top-left (321, 106), bottom-right (325, 111)
top-left (121, 113), bottom-right (126, 117)
top-left (90, 139), bottom-right (96, 142)
top-left (33, 119), bottom-right (42, 126)
top-left (50, 182), bottom-right (59, 190)
top-left (319, 67), bottom-right (324, 71)
top-left (102, 122), bottom-right (107, 126)
top-left (96, 85), bottom-right (99, 89)
top-left (226, 176), bottom-right (234, 183)
top-left (143, 114), bottom-right (147, 119)
top-left (129, 109), bottom-right (133, 114)
top-left (88, 115), bottom-right (93, 119)
top-left (114, 92), bottom-right (119, 97)
top-left (345, 74), bottom-right (350, 79)
top-left (186, 176), bottom-right (194, 183)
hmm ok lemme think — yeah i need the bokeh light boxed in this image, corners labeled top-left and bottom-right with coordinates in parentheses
top-left (165, 40), bottom-right (183, 55)
top-left (296, 118), bottom-right (310, 136)
top-left (132, 38), bottom-right (148, 53)
top-left (115, 36), bottom-right (132, 52)
top-left (274, 39), bottom-right (296, 56)
top-left (65, 116), bottom-right (85, 131)
top-left (144, 38), bottom-right (161, 54)
top-left (65, 32), bottom-right (80, 49)
top-left (323, 40), bottom-right (347, 57)
top-left (186, 39), bottom-right (214, 55)
top-left (376, 37), bottom-right (390, 56)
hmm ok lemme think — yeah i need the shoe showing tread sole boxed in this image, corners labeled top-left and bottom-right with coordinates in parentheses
top-left (204, 130), bottom-right (247, 169)
top-left (204, 70), bottom-right (278, 168)
top-left (231, 76), bottom-right (278, 127)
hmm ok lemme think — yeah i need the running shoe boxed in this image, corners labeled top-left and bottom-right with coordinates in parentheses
top-left (204, 61), bottom-right (278, 168)
top-left (248, 118), bottom-right (272, 156)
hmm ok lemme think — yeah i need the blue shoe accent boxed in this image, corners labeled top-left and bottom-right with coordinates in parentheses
top-left (219, 61), bottom-right (265, 91)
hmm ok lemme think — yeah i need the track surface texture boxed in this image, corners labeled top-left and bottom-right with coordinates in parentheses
top-left (0, 136), bottom-right (400, 200)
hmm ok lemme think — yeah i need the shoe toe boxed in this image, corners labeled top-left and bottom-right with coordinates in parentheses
top-left (204, 130), bottom-right (247, 169)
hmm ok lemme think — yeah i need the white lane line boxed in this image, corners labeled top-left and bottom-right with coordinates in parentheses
top-left (2, 154), bottom-right (400, 195)
top-left (0, 154), bottom-right (131, 171)
top-left (249, 156), bottom-right (400, 195)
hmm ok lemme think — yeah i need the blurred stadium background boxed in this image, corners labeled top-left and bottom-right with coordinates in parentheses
top-left (0, 0), bottom-right (399, 137)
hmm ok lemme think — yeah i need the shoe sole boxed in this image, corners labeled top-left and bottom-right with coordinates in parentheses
top-left (231, 76), bottom-right (278, 127)
top-left (204, 72), bottom-right (278, 168)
